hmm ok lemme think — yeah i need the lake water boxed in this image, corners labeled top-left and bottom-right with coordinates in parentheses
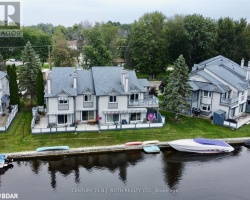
top-left (0, 145), bottom-right (250, 200)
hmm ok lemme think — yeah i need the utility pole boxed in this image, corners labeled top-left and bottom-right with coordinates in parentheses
top-left (48, 45), bottom-right (51, 69)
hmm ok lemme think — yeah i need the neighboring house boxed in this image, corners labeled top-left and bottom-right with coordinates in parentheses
top-left (0, 71), bottom-right (10, 114)
top-left (43, 67), bottom-right (161, 131)
top-left (189, 55), bottom-right (250, 128)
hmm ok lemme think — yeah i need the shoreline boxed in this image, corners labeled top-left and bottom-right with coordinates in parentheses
top-left (6, 137), bottom-right (250, 160)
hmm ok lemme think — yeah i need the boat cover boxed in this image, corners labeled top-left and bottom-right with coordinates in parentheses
top-left (194, 138), bottom-right (229, 147)
top-left (0, 154), bottom-right (5, 160)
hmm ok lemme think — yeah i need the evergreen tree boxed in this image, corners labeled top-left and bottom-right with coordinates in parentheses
top-left (18, 41), bottom-right (41, 105)
top-left (0, 53), bottom-right (4, 71)
top-left (163, 55), bottom-right (191, 119)
top-left (35, 70), bottom-right (44, 106)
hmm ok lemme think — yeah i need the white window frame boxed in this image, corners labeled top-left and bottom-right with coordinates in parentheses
top-left (58, 97), bottom-right (68, 104)
top-left (82, 111), bottom-right (95, 121)
top-left (84, 95), bottom-right (92, 102)
top-left (130, 113), bottom-right (141, 121)
top-left (201, 103), bottom-right (211, 111)
top-left (203, 91), bottom-right (212, 97)
top-left (109, 96), bottom-right (117, 102)
top-left (106, 114), bottom-right (119, 123)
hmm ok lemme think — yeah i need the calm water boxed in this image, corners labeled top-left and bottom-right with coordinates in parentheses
top-left (0, 145), bottom-right (250, 200)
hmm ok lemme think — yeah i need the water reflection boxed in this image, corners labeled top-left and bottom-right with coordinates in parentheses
top-left (22, 151), bottom-right (144, 189)
top-left (161, 145), bottom-right (242, 190)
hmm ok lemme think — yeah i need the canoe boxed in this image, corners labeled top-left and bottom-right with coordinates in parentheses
top-left (125, 141), bottom-right (143, 146)
top-left (143, 145), bottom-right (160, 153)
top-left (143, 140), bottom-right (159, 145)
top-left (36, 146), bottom-right (70, 152)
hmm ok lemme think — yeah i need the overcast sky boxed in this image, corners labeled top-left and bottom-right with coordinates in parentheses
top-left (22, 0), bottom-right (250, 26)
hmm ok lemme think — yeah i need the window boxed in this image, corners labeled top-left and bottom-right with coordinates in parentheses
top-left (82, 111), bottom-right (94, 121)
top-left (58, 114), bottom-right (68, 124)
top-left (130, 94), bottom-right (139, 101)
top-left (84, 95), bottom-right (92, 102)
top-left (107, 114), bottom-right (119, 122)
top-left (58, 97), bottom-right (68, 104)
top-left (203, 91), bottom-right (211, 97)
top-left (230, 107), bottom-right (236, 117)
top-left (201, 104), bottom-right (211, 111)
top-left (239, 103), bottom-right (245, 113)
top-left (109, 96), bottom-right (117, 102)
top-left (131, 113), bottom-right (141, 121)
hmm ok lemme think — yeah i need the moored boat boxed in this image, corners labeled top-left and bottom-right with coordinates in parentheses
top-left (143, 140), bottom-right (159, 145)
top-left (168, 138), bottom-right (234, 154)
top-left (125, 141), bottom-right (143, 146)
top-left (143, 145), bottom-right (160, 153)
top-left (0, 154), bottom-right (13, 169)
top-left (36, 146), bottom-right (70, 152)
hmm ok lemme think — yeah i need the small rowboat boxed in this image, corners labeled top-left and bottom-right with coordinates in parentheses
top-left (125, 141), bottom-right (143, 146)
top-left (36, 146), bottom-right (70, 152)
top-left (143, 145), bottom-right (160, 153)
top-left (143, 140), bottom-right (159, 145)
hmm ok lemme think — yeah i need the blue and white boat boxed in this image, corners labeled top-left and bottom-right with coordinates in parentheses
top-left (143, 145), bottom-right (160, 153)
top-left (36, 146), bottom-right (70, 152)
top-left (168, 138), bottom-right (234, 154)
top-left (0, 154), bottom-right (13, 168)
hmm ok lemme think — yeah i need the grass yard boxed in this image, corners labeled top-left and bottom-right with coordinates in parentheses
top-left (1, 109), bottom-right (250, 153)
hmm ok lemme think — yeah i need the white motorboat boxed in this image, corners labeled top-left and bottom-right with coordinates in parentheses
top-left (0, 154), bottom-right (13, 168)
top-left (168, 138), bottom-right (234, 153)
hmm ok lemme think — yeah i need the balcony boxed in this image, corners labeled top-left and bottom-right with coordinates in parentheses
top-left (128, 95), bottom-right (159, 108)
top-left (220, 96), bottom-right (238, 106)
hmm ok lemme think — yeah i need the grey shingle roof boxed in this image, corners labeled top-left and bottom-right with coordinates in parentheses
top-left (77, 70), bottom-right (94, 94)
top-left (191, 55), bottom-right (249, 92)
top-left (92, 67), bottom-right (146, 96)
top-left (45, 67), bottom-right (77, 97)
top-left (138, 79), bottom-right (151, 87)
top-left (189, 80), bottom-right (222, 92)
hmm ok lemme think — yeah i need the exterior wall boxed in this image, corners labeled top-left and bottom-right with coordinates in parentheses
top-left (75, 94), bottom-right (96, 111)
top-left (210, 92), bottom-right (229, 118)
top-left (47, 96), bottom-right (74, 114)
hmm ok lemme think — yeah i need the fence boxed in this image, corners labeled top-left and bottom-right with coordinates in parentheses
top-left (99, 122), bottom-right (164, 130)
top-left (0, 105), bottom-right (18, 132)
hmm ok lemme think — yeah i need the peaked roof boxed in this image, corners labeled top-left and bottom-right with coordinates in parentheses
top-left (191, 55), bottom-right (249, 92)
top-left (77, 70), bottom-right (95, 94)
top-left (45, 67), bottom-right (77, 97)
top-left (0, 71), bottom-right (7, 79)
top-left (92, 67), bottom-right (146, 96)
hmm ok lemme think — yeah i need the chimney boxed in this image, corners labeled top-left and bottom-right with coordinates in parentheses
top-left (72, 72), bottom-right (77, 89)
top-left (246, 61), bottom-right (250, 80)
top-left (241, 58), bottom-right (244, 67)
top-left (121, 70), bottom-right (126, 85)
top-left (47, 72), bottom-right (51, 94)
top-left (124, 74), bottom-right (129, 92)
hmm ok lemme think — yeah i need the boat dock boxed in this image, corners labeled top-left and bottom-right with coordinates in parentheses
top-left (5, 137), bottom-right (249, 160)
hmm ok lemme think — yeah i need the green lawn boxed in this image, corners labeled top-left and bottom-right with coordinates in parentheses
top-left (1, 109), bottom-right (250, 153)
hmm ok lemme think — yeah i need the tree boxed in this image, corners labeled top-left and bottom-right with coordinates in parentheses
top-left (8, 65), bottom-right (20, 109)
top-left (163, 55), bottom-right (191, 119)
top-left (125, 11), bottom-right (168, 79)
top-left (82, 27), bottom-right (112, 69)
top-left (51, 27), bottom-right (75, 67)
top-left (183, 14), bottom-right (217, 69)
top-left (18, 41), bottom-right (41, 105)
top-left (0, 53), bottom-right (4, 71)
top-left (36, 70), bottom-right (44, 106)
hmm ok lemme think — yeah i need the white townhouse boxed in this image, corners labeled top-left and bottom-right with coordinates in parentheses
top-left (92, 67), bottom-right (158, 125)
top-left (189, 55), bottom-right (250, 127)
top-left (0, 71), bottom-right (10, 115)
top-left (44, 67), bottom-right (159, 128)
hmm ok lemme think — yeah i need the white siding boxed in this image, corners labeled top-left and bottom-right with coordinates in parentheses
top-left (75, 95), bottom-right (96, 111)
top-left (47, 97), bottom-right (74, 114)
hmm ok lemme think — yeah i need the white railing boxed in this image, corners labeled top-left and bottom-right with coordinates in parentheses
top-left (220, 96), bottom-right (238, 106)
top-left (99, 123), bottom-right (163, 130)
top-left (0, 105), bottom-right (18, 132)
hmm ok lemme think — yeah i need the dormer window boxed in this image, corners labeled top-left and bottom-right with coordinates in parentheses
top-left (109, 96), bottom-right (117, 102)
top-left (203, 91), bottom-right (211, 97)
top-left (59, 97), bottom-right (68, 104)
top-left (84, 95), bottom-right (92, 102)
